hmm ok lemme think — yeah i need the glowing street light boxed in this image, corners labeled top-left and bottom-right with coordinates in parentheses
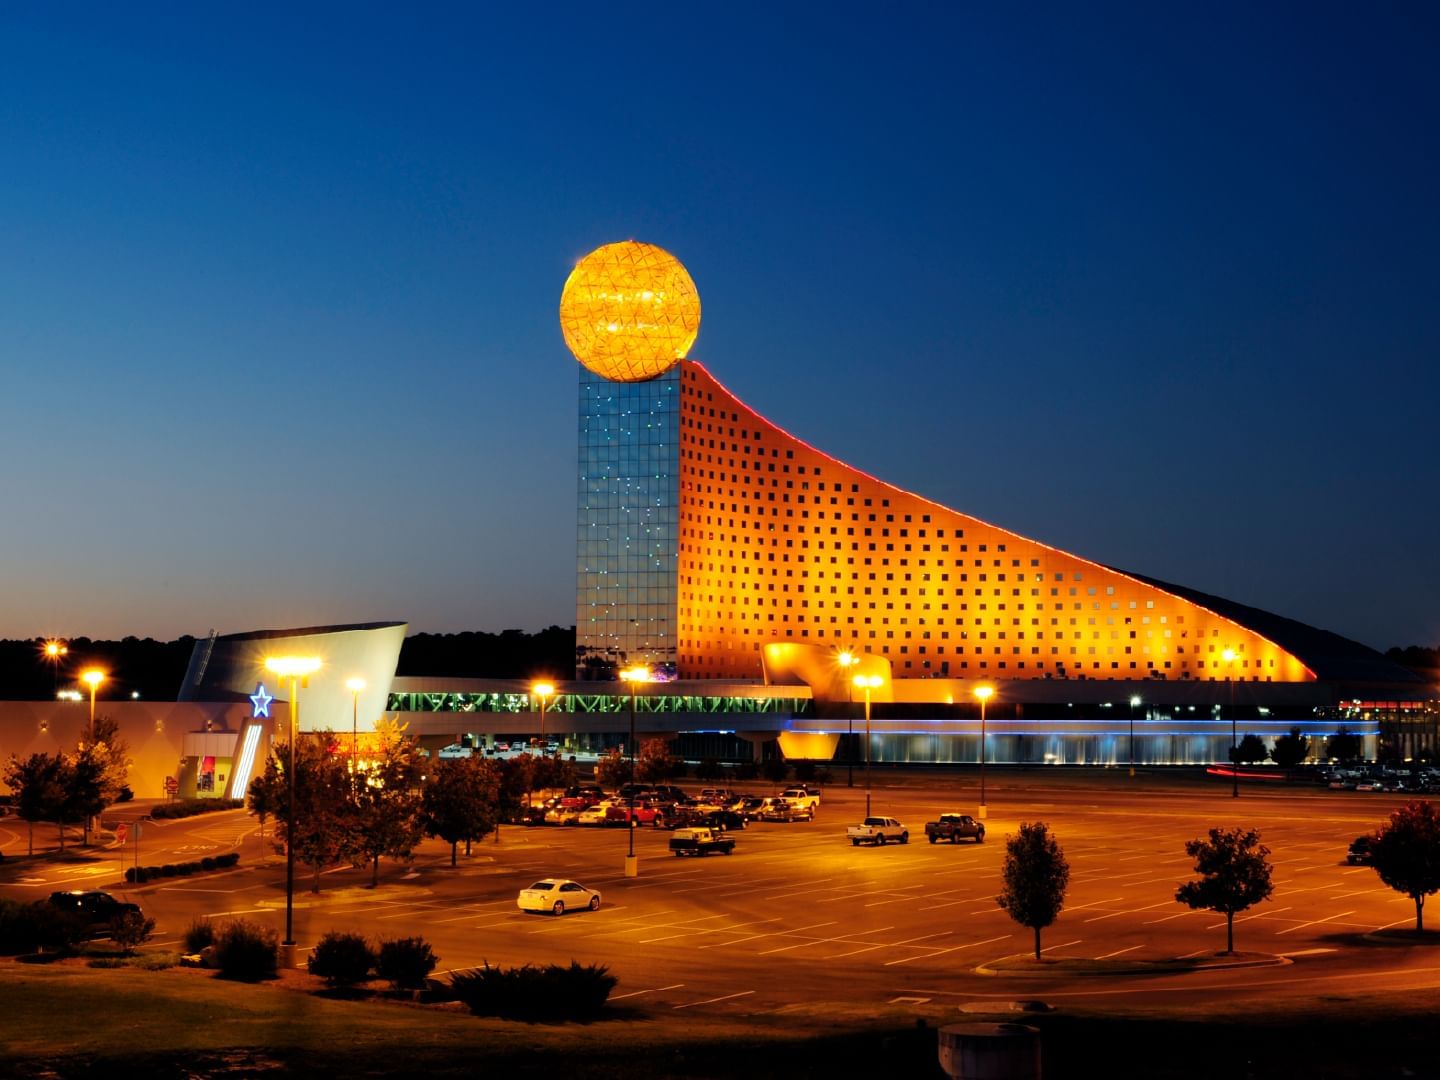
top-left (265, 655), bottom-right (322, 953)
top-left (80, 669), bottom-right (105, 844)
top-left (837, 651), bottom-right (858, 788)
top-left (1223, 648), bottom-right (1238, 798)
top-left (620, 666), bottom-right (651, 876)
top-left (974, 685), bottom-right (994, 819)
top-left (852, 673), bottom-right (883, 818)
top-left (1129, 695), bottom-right (1142, 778)
top-left (346, 677), bottom-right (366, 779)
top-left (532, 681), bottom-right (555, 751)
top-left (43, 640), bottom-right (68, 695)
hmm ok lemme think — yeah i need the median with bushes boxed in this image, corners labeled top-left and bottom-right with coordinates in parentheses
top-left (125, 851), bottom-right (239, 883)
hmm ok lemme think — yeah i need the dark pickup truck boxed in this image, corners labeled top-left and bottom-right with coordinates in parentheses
top-left (924, 814), bottom-right (986, 844)
top-left (668, 827), bottom-right (736, 856)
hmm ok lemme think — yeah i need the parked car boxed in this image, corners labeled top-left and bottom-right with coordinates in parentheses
top-left (737, 796), bottom-right (769, 821)
top-left (758, 797), bottom-right (814, 822)
top-left (47, 890), bottom-right (141, 927)
top-left (1347, 836), bottom-right (1374, 865)
top-left (517, 879), bottom-right (602, 915)
top-left (669, 827), bottom-right (737, 857)
top-left (847, 817), bottom-right (909, 846)
top-left (559, 785), bottom-right (605, 810)
top-left (576, 804), bottom-right (613, 826)
top-left (924, 813), bottom-right (985, 844)
top-left (544, 806), bottom-right (583, 825)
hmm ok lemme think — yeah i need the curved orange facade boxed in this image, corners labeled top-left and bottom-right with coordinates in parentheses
top-left (676, 360), bottom-right (1313, 685)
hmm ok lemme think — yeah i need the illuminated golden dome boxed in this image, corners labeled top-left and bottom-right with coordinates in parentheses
top-left (559, 241), bottom-right (700, 382)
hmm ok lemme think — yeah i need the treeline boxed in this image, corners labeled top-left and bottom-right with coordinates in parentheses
top-left (1387, 645), bottom-right (1440, 678)
top-left (0, 627), bottom-right (577, 700)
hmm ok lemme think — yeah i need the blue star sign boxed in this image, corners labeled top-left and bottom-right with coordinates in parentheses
top-left (250, 684), bottom-right (273, 718)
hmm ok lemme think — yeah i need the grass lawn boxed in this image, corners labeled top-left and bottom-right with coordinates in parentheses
top-left (2, 960), bottom-right (1438, 1078)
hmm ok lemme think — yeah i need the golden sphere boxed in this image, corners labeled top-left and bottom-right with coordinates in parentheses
top-left (559, 241), bottom-right (700, 382)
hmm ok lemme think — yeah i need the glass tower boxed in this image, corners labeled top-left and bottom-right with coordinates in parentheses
top-left (576, 366), bottom-right (681, 679)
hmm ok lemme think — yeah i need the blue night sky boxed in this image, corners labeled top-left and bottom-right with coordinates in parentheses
top-left (2, 4), bottom-right (1436, 652)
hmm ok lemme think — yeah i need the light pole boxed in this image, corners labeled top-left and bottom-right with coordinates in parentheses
top-left (853, 674), bottom-right (883, 818)
top-left (620, 666), bottom-right (650, 876)
top-left (837, 651), bottom-right (857, 787)
top-left (44, 640), bottom-right (68, 695)
top-left (265, 656), bottom-right (322, 955)
top-left (346, 677), bottom-right (365, 783)
top-left (974, 685), bottom-right (994, 819)
top-left (81, 669), bottom-right (105, 844)
top-left (1223, 648), bottom-right (1238, 798)
top-left (529, 682), bottom-right (555, 809)
top-left (1129, 695), bottom-right (1141, 778)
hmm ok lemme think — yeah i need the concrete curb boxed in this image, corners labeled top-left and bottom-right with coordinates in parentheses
top-left (973, 953), bottom-right (1291, 976)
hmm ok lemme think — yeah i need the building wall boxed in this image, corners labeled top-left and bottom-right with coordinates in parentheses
top-left (675, 360), bottom-right (1313, 684)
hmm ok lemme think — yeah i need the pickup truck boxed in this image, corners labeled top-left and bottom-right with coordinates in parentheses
top-left (924, 813), bottom-right (985, 844)
top-left (779, 788), bottom-right (821, 813)
top-left (847, 817), bottom-right (909, 846)
top-left (668, 827), bottom-right (737, 857)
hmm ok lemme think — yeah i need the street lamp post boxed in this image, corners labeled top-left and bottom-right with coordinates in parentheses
top-left (45, 640), bottom-right (68, 696)
top-left (620, 667), bottom-right (649, 877)
top-left (837, 652), bottom-right (857, 787)
top-left (1129, 695), bottom-right (1141, 778)
top-left (265, 656), bottom-right (322, 957)
top-left (974, 685), bottom-right (994, 819)
top-left (1223, 649), bottom-right (1238, 798)
top-left (81, 669), bottom-right (105, 844)
top-left (346, 677), bottom-right (365, 783)
top-left (529, 682), bottom-right (555, 810)
top-left (853, 674), bottom-right (883, 818)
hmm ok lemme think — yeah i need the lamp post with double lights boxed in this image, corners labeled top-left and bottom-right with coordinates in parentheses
top-left (1223, 648), bottom-right (1238, 797)
top-left (265, 656), bottom-right (322, 956)
top-left (44, 640), bottom-right (68, 695)
top-left (837, 651), bottom-right (858, 787)
top-left (974, 685), bottom-right (994, 819)
top-left (620, 666), bottom-right (650, 876)
top-left (80, 669), bottom-right (105, 844)
top-left (853, 673), bottom-right (883, 818)
top-left (1129, 695), bottom-right (1141, 778)
top-left (346, 677), bottom-right (365, 783)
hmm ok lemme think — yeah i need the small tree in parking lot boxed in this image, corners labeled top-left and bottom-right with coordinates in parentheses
top-left (1269, 727), bottom-right (1311, 769)
top-left (1326, 726), bottom-right (1363, 765)
top-left (996, 822), bottom-right (1071, 960)
top-left (594, 748), bottom-right (630, 789)
top-left (1230, 734), bottom-right (1268, 766)
top-left (1175, 826), bottom-right (1273, 954)
top-left (636, 738), bottom-right (682, 782)
top-left (1369, 800), bottom-right (1440, 933)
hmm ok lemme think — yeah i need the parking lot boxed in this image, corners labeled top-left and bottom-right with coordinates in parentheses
top-left (9, 769), bottom-right (1427, 1017)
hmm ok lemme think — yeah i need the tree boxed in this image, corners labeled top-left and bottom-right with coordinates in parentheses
top-left (351, 726), bottom-right (424, 886)
top-left (636, 738), bottom-right (682, 783)
top-left (1325, 726), bottom-right (1363, 764)
top-left (79, 715), bottom-right (132, 844)
top-left (421, 756), bottom-right (499, 865)
top-left (109, 910), bottom-right (156, 955)
top-left (1175, 827), bottom-right (1274, 953)
top-left (3, 753), bottom-right (67, 854)
top-left (1368, 800), bottom-right (1440, 933)
top-left (594, 748), bottom-right (630, 789)
top-left (996, 822), bottom-right (1071, 960)
top-left (1269, 727), bottom-right (1311, 769)
top-left (1230, 734), bottom-right (1268, 766)
top-left (247, 765), bottom-right (280, 861)
top-left (255, 733), bottom-right (359, 893)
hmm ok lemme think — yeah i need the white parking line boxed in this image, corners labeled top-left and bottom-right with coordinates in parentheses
top-left (754, 922), bottom-right (843, 955)
top-left (1095, 944), bottom-right (1143, 960)
top-left (706, 920), bottom-right (838, 951)
top-left (826, 930), bottom-right (952, 960)
top-left (673, 990), bottom-right (753, 1010)
top-left (640, 918), bottom-right (782, 944)
top-left (1206, 906), bottom-right (1293, 930)
top-left (1274, 910), bottom-right (1354, 935)
top-left (611, 982), bottom-right (685, 1000)
top-left (1084, 899), bottom-right (1173, 923)
top-left (884, 934), bottom-right (1011, 966)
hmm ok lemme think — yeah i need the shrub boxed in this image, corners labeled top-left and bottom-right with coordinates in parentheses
top-left (201, 857), bottom-right (216, 871)
top-left (116, 786), bottom-right (134, 803)
top-left (449, 961), bottom-right (617, 1020)
top-left (377, 936), bottom-right (438, 990)
top-left (135, 868), bottom-right (150, 883)
top-left (150, 798), bottom-right (244, 820)
top-left (109, 910), bottom-right (156, 954)
top-left (183, 918), bottom-right (215, 953)
top-left (793, 761), bottom-right (817, 782)
top-left (0, 901), bottom-right (88, 955)
top-left (212, 919), bottom-right (278, 981)
top-left (217, 852), bottom-right (240, 867)
top-left (308, 931), bottom-right (377, 986)
top-left (160, 865), bottom-right (177, 878)
top-left (176, 864), bottom-right (194, 876)
top-left (88, 957), bottom-right (127, 969)
top-left (133, 952), bottom-right (179, 971)
top-left (124, 867), bottom-right (137, 883)
top-left (762, 758), bottom-right (789, 783)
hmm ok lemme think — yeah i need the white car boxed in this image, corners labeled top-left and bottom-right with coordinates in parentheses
top-left (576, 803), bottom-right (612, 826)
top-left (517, 879), bottom-right (602, 916)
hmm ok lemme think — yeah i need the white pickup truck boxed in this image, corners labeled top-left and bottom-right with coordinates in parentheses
top-left (846, 817), bottom-right (909, 846)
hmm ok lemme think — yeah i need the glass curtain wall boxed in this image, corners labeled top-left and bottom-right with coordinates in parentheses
top-left (576, 367), bottom-right (681, 679)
